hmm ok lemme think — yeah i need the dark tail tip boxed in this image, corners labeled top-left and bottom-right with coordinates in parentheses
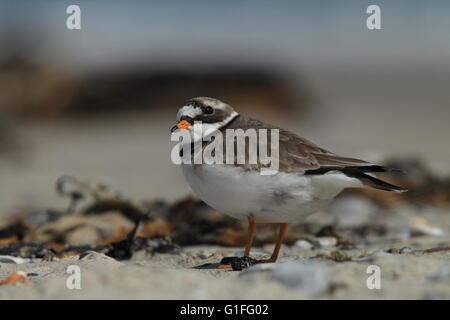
top-left (359, 173), bottom-right (408, 193)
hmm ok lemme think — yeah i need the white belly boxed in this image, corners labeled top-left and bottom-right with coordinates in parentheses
top-left (181, 164), bottom-right (362, 223)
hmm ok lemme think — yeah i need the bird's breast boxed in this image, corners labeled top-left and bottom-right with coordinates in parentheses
top-left (180, 163), bottom-right (347, 222)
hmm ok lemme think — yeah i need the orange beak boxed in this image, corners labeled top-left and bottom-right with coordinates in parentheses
top-left (171, 119), bottom-right (192, 132)
top-left (171, 119), bottom-right (193, 132)
top-left (177, 120), bottom-right (191, 130)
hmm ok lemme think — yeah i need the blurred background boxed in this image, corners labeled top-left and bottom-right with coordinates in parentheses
top-left (1, 0), bottom-right (450, 215)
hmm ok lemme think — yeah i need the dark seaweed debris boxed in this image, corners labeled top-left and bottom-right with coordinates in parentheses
top-left (0, 242), bottom-right (56, 260)
top-left (102, 212), bottom-right (177, 260)
top-left (0, 222), bottom-right (26, 240)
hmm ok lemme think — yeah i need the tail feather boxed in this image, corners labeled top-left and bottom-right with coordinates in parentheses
top-left (347, 172), bottom-right (407, 193)
top-left (305, 165), bottom-right (407, 193)
top-left (305, 165), bottom-right (403, 175)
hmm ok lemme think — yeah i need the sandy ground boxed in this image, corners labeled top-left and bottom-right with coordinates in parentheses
top-left (2, 201), bottom-right (450, 300)
top-left (2, 236), bottom-right (450, 300)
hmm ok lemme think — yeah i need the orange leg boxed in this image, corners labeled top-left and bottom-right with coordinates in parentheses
top-left (244, 216), bottom-right (256, 257)
top-left (193, 221), bottom-right (287, 270)
top-left (258, 223), bottom-right (288, 264)
top-left (213, 216), bottom-right (256, 269)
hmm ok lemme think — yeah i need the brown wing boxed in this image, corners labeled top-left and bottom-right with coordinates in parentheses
top-left (220, 115), bottom-right (406, 192)
top-left (224, 115), bottom-right (370, 172)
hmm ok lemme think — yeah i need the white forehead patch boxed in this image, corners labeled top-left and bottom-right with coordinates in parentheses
top-left (176, 105), bottom-right (203, 122)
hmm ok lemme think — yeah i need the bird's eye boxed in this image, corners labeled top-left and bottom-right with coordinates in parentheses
top-left (204, 106), bottom-right (214, 114)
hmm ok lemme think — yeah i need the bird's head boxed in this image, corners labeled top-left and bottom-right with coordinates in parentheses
top-left (171, 97), bottom-right (238, 133)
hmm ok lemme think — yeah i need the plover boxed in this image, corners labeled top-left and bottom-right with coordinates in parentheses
top-left (171, 97), bottom-right (406, 270)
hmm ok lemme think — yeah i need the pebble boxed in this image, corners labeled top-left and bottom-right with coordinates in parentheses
top-left (0, 271), bottom-right (29, 286)
top-left (294, 240), bottom-right (314, 250)
top-left (428, 265), bottom-right (450, 282)
top-left (78, 251), bottom-right (123, 268)
top-left (410, 224), bottom-right (446, 237)
top-left (294, 237), bottom-right (337, 250)
top-left (353, 250), bottom-right (391, 262)
top-left (399, 247), bottom-right (414, 254)
top-left (270, 261), bottom-right (331, 297)
top-left (0, 255), bottom-right (32, 264)
top-left (316, 237), bottom-right (338, 247)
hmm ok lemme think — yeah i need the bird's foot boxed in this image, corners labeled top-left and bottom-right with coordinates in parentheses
top-left (221, 256), bottom-right (258, 271)
top-left (192, 256), bottom-right (258, 271)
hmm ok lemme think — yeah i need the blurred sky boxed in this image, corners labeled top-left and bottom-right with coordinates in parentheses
top-left (1, 0), bottom-right (449, 73)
